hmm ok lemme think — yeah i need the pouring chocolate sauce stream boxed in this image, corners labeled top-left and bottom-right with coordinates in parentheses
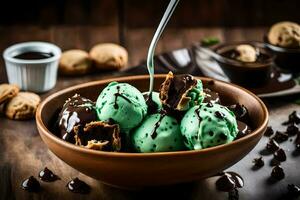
top-left (146, 0), bottom-right (180, 99)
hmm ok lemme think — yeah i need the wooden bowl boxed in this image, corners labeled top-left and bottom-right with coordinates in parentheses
top-left (36, 74), bottom-right (268, 188)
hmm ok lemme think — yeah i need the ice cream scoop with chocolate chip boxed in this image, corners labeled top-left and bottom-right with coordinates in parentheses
top-left (58, 94), bottom-right (97, 143)
top-left (180, 103), bottom-right (238, 150)
top-left (159, 71), bottom-right (205, 111)
top-left (268, 21), bottom-right (300, 48)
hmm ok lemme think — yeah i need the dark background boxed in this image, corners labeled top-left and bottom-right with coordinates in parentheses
top-left (0, 0), bottom-right (299, 27)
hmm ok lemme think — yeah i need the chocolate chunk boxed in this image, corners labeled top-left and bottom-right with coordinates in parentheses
top-left (216, 174), bottom-right (236, 192)
top-left (38, 167), bottom-right (60, 182)
top-left (283, 111), bottom-right (300, 125)
top-left (66, 178), bottom-right (90, 194)
top-left (271, 165), bottom-right (285, 180)
top-left (286, 123), bottom-right (299, 136)
top-left (74, 121), bottom-right (121, 152)
top-left (252, 156), bottom-right (264, 168)
top-left (264, 126), bottom-right (274, 137)
top-left (273, 148), bottom-right (287, 162)
top-left (203, 88), bottom-right (220, 104)
top-left (215, 111), bottom-right (225, 119)
top-left (287, 184), bottom-right (300, 197)
top-left (159, 71), bottom-right (197, 111)
top-left (206, 102), bottom-right (214, 108)
top-left (266, 139), bottom-right (280, 152)
top-left (228, 104), bottom-right (249, 123)
top-left (236, 121), bottom-right (251, 140)
top-left (273, 131), bottom-right (288, 143)
top-left (21, 176), bottom-right (40, 192)
top-left (216, 172), bottom-right (244, 192)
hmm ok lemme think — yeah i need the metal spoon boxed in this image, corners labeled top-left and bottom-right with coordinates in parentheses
top-left (146, 0), bottom-right (180, 94)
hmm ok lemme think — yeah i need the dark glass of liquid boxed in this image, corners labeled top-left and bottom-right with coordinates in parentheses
top-left (14, 51), bottom-right (54, 60)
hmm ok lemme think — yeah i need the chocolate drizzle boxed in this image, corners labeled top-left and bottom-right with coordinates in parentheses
top-left (58, 94), bottom-right (96, 144)
top-left (151, 112), bottom-right (166, 139)
top-left (114, 86), bottom-right (132, 109)
top-left (21, 176), bottom-right (40, 192)
top-left (38, 167), bottom-right (60, 182)
top-left (195, 107), bottom-right (202, 122)
top-left (236, 121), bottom-right (251, 139)
top-left (67, 178), bottom-right (91, 194)
top-left (144, 93), bottom-right (159, 114)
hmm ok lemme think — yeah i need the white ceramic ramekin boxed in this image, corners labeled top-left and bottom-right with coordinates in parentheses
top-left (3, 42), bottom-right (61, 93)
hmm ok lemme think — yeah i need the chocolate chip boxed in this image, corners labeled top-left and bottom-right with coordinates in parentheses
top-left (264, 126), bottom-right (274, 137)
top-left (228, 104), bottom-right (248, 121)
top-left (266, 139), bottom-right (280, 152)
top-left (273, 131), bottom-right (288, 143)
top-left (21, 176), bottom-right (40, 192)
top-left (252, 157), bottom-right (264, 168)
top-left (283, 111), bottom-right (300, 125)
top-left (209, 131), bottom-right (214, 136)
top-left (206, 102), bottom-right (214, 108)
top-left (220, 133), bottom-right (228, 140)
top-left (215, 111), bottom-right (225, 119)
top-left (274, 148), bottom-right (287, 162)
top-left (286, 123), bottom-right (299, 136)
top-left (271, 165), bottom-right (285, 180)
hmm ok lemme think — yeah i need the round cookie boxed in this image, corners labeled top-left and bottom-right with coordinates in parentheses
top-left (0, 84), bottom-right (19, 105)
top-left (268, 21), bottom-right (300, 48)
top-left (5, 92), bottom-right (41, 120)
top-left (59, 49), bottom-right (92, 75)
top-left (89, 43), bottom-right (128, 70)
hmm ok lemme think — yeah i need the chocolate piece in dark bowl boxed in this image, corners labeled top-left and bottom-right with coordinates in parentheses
top-left (235, 121), bottom-right (252, 140)
top-left (58, 94), bottom-right (97, 144)
top-left (214, 42), bottom-right (274, 87)
top-left (228, 103), bottom-right (250, 124)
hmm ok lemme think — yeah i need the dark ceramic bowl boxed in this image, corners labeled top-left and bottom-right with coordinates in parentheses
top-left (264, 36), bottom-right (300, 73)
top-left (214, 41), bottom-right (274, 87)
top-left (36, 75), bottom-right (268, 188)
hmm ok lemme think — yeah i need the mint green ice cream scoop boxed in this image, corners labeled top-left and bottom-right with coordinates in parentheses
top-left (132, 113), bottom-right (185, 153)
top-left (96, 82), bottom-right (147, 132)
top-left (180, 103), bottom-right (238, 150)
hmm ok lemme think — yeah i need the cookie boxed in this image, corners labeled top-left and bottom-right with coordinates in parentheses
top-left (268, 21), bottom-right (300, 48)
top-left (0, 84), bottom-right (19, 105)
top-left (89, 43), bottom-right (128, 70)
top-left (59, 49), bottom-right (92, 75)
top-left (5, 92), bottom-right (41, 120)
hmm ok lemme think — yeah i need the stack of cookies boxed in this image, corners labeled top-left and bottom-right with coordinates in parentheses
top-left (0, 84), bottom-right (41, 120)
top-left (59, 43), bottom-right (128, 76)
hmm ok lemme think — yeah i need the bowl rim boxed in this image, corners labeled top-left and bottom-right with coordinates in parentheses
top-left (36, 74), bottom-right (269, 158)
top-left (213, 41), bottom-right (275, 68)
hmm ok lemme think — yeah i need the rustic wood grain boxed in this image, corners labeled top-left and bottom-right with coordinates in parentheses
top-left (0, 27), bottom-right (300, 200)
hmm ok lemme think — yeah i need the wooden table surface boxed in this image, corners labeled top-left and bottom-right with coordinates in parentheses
top-left (0, 26), bottom-right (300, 200)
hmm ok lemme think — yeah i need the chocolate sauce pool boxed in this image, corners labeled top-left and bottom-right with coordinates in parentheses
top-left (14, 51), bottom-right (54, 60)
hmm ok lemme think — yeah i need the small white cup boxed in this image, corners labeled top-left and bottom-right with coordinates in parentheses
top-left (3, 42), bottom-right (61, 93)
